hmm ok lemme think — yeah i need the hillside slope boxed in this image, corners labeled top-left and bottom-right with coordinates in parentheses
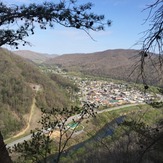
top-left (46, 49), bottom-right (137, 80)
top-left (0, 48), bottom-right (70, 138)
top-left (46, 49), bottom-right (162, 85)
top-left (47, 49), bottom-right (136, 67)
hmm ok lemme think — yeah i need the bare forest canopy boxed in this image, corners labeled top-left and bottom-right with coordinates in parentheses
top-left (45, 49), bottom-right (163, 86)
top-left (0, 48), bottom-right (77, 138)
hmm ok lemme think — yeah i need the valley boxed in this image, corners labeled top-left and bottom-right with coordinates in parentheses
top-left (40, 64), bottom-right (158, 107)
top-left (0, 0), bottom-right (163, 162)
top-left (1, 48), bottom-right (163, 162)
top-left (6, 62), bottom-right (162, 151)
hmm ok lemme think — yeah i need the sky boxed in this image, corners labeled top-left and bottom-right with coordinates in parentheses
top-left (2, 0), bottom-right (155, 55)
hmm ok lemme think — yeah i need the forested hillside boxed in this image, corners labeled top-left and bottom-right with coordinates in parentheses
top-left (45, 49), bottom-right (138, 81)
top-left (0, 48), bottom-right (72, 138)
top-left (46, 49), bottom-right (162, 86)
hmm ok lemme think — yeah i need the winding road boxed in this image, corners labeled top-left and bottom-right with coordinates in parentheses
top-left (6, 103), bottom-right (143, 148)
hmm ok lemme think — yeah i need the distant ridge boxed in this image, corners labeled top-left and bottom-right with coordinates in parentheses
top-left (45, 49), bottom-right (161, 85)
top-left (13, 50), bottom-right (58, 63)
top-left (45, 49), bottom-right (138, 78)
top-left (46, 49), bottom-right (138, 65)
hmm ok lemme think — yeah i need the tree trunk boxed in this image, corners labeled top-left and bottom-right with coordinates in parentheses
top-left (0, 132), bottom-right (13, 163)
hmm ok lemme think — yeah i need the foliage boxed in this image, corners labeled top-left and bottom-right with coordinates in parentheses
top-left (134, 0), bottom-right (163, 87)
top-left (46, 49), bottom-right (163, 86)
top-left (43, 93), bottom-right (162, 163)
top-left (49, 73), bottom-right (79, 92)
top-left (66, 105), bottom-right (163, 163)
top-left (11, 103), bottom-right (97, 163)
top-left (0, 105), bottom-right (24, 139)
top-left (11, 132), bottom-right (52, 163)
top-left (0, 48), bottom-right (74, 138)
top-left (0, 0), bottom-right (110, 48)
top-left (0, 0), bottom-right (110, 162)
top-left (0, 49), bottom-right (33, 137)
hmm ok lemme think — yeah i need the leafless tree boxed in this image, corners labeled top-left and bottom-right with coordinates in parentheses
top-left (134, 0), bottom-right (163, 87)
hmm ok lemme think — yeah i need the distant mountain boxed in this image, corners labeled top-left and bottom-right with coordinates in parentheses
top-left (45, 49), bottom-right (138, 78)
top-left (0, 48), bottom-right (70, 138)
top-left (46, 49), bottom-right (136, 67)
top-left (13, 50), bottom-right (58, 63)
top-left (45, 49), bottom-right (162, 86)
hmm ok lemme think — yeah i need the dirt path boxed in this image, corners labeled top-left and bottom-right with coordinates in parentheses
top-left (13, 98), bottom-right (36, 138)
top-left (11, 84), bottom-right (41, 138)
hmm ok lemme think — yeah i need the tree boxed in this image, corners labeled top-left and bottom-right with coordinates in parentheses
top-left (10, 104), bottom-right (97, 163)
top-left (0, 0), bottom-right (111, 48)
top-left (0, 0), bottom-right (109, 162)
top-left (123, 2), bottom-right (163, 162)
top-left (50, 1), bottom-right (163, 162)
top-left (135, 0), bottom-right (163, 88)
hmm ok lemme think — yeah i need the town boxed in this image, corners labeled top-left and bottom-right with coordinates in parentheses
top-left (73, 77), bottom-right (155, 108)
top-left (40, 65), bottom-right (156, 108)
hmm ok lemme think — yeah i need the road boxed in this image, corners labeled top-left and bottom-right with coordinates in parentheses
top-left (6, 134), bottom-right (32, 148)
top-left (6, 103), bottom-right (143, 148)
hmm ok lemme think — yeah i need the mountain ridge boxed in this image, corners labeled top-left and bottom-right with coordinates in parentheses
top-left (13, 50), bottom-right (58, 63)
top-left (45, 49), bottom-right (161, 85)
top-left (45, 48), bottom-right (138, 74)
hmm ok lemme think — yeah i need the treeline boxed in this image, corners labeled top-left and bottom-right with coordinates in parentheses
top-left (64, 65), bottom-right (161, 86)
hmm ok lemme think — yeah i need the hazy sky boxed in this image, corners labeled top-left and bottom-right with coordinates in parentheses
top-left (2, 0), bottom-right (154, 54)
